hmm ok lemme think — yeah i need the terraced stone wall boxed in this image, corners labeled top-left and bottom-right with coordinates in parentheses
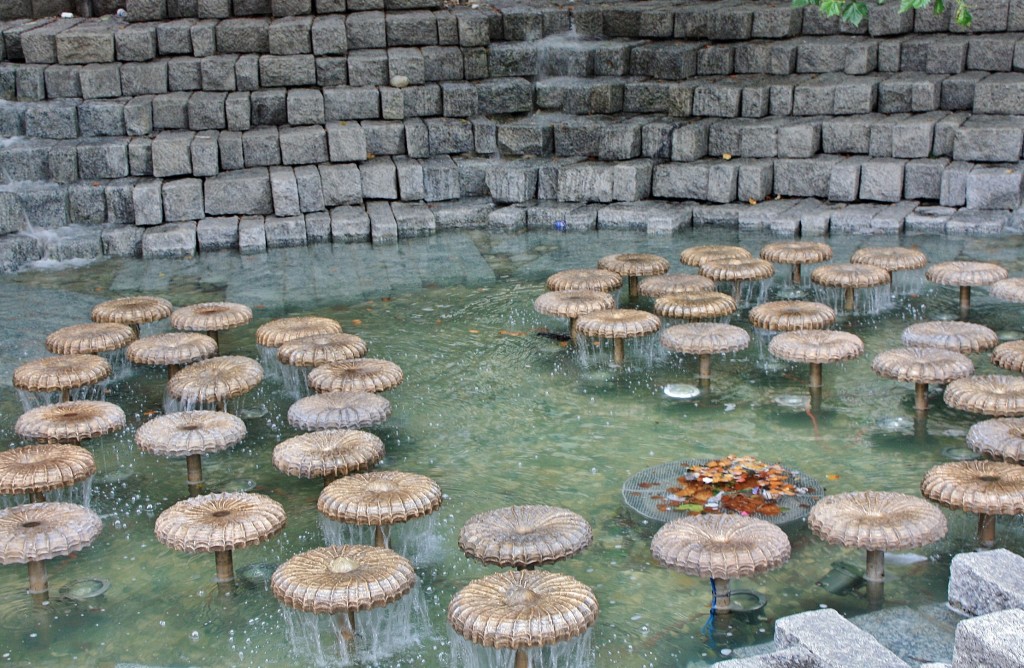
top-left (0, 0), bottom-right (1022, 270)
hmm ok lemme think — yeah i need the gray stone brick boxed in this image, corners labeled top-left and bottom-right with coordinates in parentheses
top-left (153, 91), bottom-right (190, 129)
top-left (967, 166), bottom-right (1024, 209)
top-left (188, 91), bottom-right (226, 130)
top-left (325, 121), bottom-right (366, 162)
top-left (946, 209), bottom-right (1008, 235)
top-left (157, 19), bottom-right (194, 56)
top-left (330, 205), bottom-right (370, 242)
top-left (15, 64), bottom-right (46, 101)
top-left (354, 157), bottom-right (394, 199)
top-left (289, 164), bottom-right (323, 213)
top-left (422, 155), bottom-right (459, 202)
top-left (285, 88), bottom-right (324, 126)
top-left (44, 64), bottom-right (81, 99)
top-left (974, 73), bottom-right (1024, 115)
top-left (312, 15), bottom-right (347, 55)
top-left (476, 77), bottom-right (533, 115)
top-left (347, 11), bottom-right (386, 50)
top-left (347, 49), bottom-right (388, 87)
top-left (191, 20), bottom-right (218, 58)
top-left (68, 182), bottom-right (107, 226)
top-left (834, 77), bottom-right (878, 115)
top-left (56, 23), bottom-right (114, 65)
top-left (235, 54), bottom-right (260, 90)
top-left (934, 112), bottom-right (968, 156)
top-left (405, 117), bottom-right (429, 158)
top-left (152, 129), bottom-right (194, 176)
top-left (366, 200), bottom-right (397, 243)
top-left (216, 18), bottom-right (270, 54)
top-left (218, 130), bottom-right (243, 170)
top-left (427, 199), bottom-right (491, 229)
top-left (251, 88), bottom-right (287, 126)
top-left (129, 137), bottom-right (152, 176)
top-left (190, 131), bottom-right (218, 176)
top-left (425, 117), bottom-right (473, 154)
top-left (22, 18), bottom-right (80, 65)
top-left (237, 215), bottom-right (266, 254)
top-left (23, 102), bottom-right (75, 140)
top-left (941, 71), bottom-right (984, 111)
top-left (103, 178), bottom-right (137, 226)
top-left (391, 201), bottom-right (435, 237)
top-left (80, 62), bottom-right (121, 99)
top-left (162, 177), bottom-right (203, 221)
top-left (652, 162), bottom-right (708, 200)
top-left (225, 91), bottom-right (251, 132)
top-left (488, 205), bottom-right (526, 231)
top-left (774, 156), bottom-right (841, 198)
top-left (121, 61), bottom-right (168, 97)
top-left (315, 163), bottom-right (360, 206)
top-left (324, 86), bottom-right (380, 120)
top-left (304, 210), bottom-right (331, 243)
top-left (141, 221), bottom-right (197, 259)
top-left (132, 178), bottom-right (163, 226)
top-left (393, 155), bottom-right (424, 200)
top-left (79, 99), bottom-right (126, 137)
top-left (279, 125), bottom-right (328, 165)
top-left (200, 55), bottom-right (237, 92)
top-left (205, 167), bottom-right (273, 215)
top-left (197, 215), bottom-right (238, 251)
top-left (859, 158), bottom-right (905, 202)
top-left (778, 121), bottom-right (821, 158)
top-left (736, 160), bottom-right (774, 202)
top-left (78, 137), bottom-right (129, 180)
top-left (904, 205), bottom-right (952, 233)
top-left (903, 158), bottom-right (947, 200)
top-left (968, 34), bottom-right (1017, 71)
top-left (361, 120), bottom-right (405, 155)
top-left (954, 118), bottom-right (1024, 162)
top-left (316, 56), bottom-right (349, 87)
top-left (829, 156), bottom-right (867, 202)
top-left (100, 224), bottom-right (143, 258)
top-left (265, 214), bottom-right (307, 248)
top-left (463, 47), bottom-right (488, 80)
top-left (632, 43), bottom-right (698, 80)
top-left (259, 54), bottom-right (316, 87)
top-left (269, 15), bottom-right (312, 55)
top-left (115, 23), bottom-right (157, 62)
top-left (892, 113), bottom-right (940, 159)
top-left (940, 160), bottom-right (972, 207)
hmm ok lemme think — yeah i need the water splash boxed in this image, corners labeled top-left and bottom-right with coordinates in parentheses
top-left (448, 627), bottom-right (595, 668)
top-left (319, 515), bottom-right (448, 567)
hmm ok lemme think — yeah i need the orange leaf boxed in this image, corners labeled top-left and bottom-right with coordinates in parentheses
top-left (826, 474), bottom-right (840, 480)
top-left (352, 319), bottom-right (362, 326)
top-left (469, 329), bottom-right (480, 334)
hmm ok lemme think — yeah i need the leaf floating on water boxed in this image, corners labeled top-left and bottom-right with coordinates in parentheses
top-left (826, 474), bottom-right (841, 480)
top-left (352, 319), bottom-right (362, 326)
top-left (468, 329), bottom-right (480, 334)
top-left (499, 330), bottom-right (527, 337)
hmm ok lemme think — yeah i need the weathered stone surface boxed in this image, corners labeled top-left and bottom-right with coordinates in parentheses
top-left (265, 214), bottom-right (307, 248)
top-left (966, 167), bottom-right (1024, 209)
top-left (952, 609), bottom-right (1024, 668)
top-left (948, 549), bottom-right (1024, 617)
top-left (204, 167), bottom-right (274, 215)
top-left (319, 163), bottom-right (363, 206)
top-left (197, 215), bottom-right (238, 252)
top-left (237, 215), bottom-right (266, 254)
top-left (775, 608), bottom-right (910, 667)
top-left (0, 233), bottom-right (44, 273)
top-left (391, 201), bottom-right (435, 237)
top-left (366, 200), bottom-right (397, 244)
top-left (101, 224), bottom-right (144, 258)
top-left (329, 204), bottom-right (370, 242)
top-left (142, 221), bottom-right (197, 258)
top-left (162, 177), bottom-right (204, 222)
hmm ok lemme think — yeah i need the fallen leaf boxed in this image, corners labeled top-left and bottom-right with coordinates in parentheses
top-left (748, 198), bottom-right (758, 205)
top-left (468, 329), bottom-right (480, 334)
top-left (826, 474), bottom-right (840, 480)
top-left (352, 319), bottom-right (362, 326)
top-left (722, 153), bottom-right (732, 160)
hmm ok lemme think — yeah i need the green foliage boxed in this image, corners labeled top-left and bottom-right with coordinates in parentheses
top-left (792, 0), bottom-right (972, 26)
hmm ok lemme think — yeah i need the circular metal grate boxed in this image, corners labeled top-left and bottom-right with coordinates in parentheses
top-left (622, 459), bottom-right (823, 526)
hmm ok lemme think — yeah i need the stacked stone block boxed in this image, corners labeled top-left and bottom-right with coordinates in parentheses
top-left (2, 0), bottom-right (1024, 268)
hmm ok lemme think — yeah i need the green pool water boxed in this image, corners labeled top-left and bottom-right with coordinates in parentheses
top-left (1, 228), bottom-right (1023, 667)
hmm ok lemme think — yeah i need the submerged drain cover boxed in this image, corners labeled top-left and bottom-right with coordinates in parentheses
top-left (622, 459), bottom-right (823, 526)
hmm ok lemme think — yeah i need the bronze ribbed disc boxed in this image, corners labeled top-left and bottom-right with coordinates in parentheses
top-left (992, 340), bottom-right (1024, 373)
top-left (902, 321), bottom-right (999, 354)
top-left (699, 258), bottom-right (774, 282)
top-left (769, 330), bottom-right (864, 364)
top-left (136, 411), bottom-right (247, 457)
top-left (575, 309), bottom-right (660, 339)
top-left (13, 355), bottom-right (111, 393)
top-left (654, 292), bottom-right (736, 320)
top-left (811, 263), bottom-right (890, 288)
top-left (545, 269), bottom-right (622, 292)
top-left (458, 505), bottom-right (592, 568)
top-left (944, 375), bottom-right (1024, 417)
top-left (760, 241), bottom-right (832, 266)
top-left (922, 460), bottom-right (1024, 515)
top-left (155, 492), bottom-right (286, 553)
top-left (989, 277), bottom-right (1024, 303)
top-left (15, 401), bottom-right (126, 444)
top-left (661, 323), bottom-right (750, 356)
top-left (307, 359), bottom-right (405, 394)
top-left (748, 301), bottom-right (835, 332)
top-left (680, 245), bottom-right (751, 268)
top-left (651, 514), bottom-right (791, 580)
top-left (46, 323), bottom-right (136, 355)
top-left (273, 430), bottom-right (384, 479)
top-left (0, 502), bottom-right (102, 564)
top-left (91, 296), bottom-right (173, 325)
top-left (165, 356), bottom-right (263, 405)
top-left (597, 253), bottom-right (670, 277)
top-left (533, 290), bottom-right (615, 319)
top-left (638, 274), bottom-right (716, 298)
top-left (318, 471), bottom-right (442, 526)
top-left (967, 418), bottom-right (1024, 464)
top-left (850, 247), bottom-right (927, 272)
top-left (926, 261), bottom-right (1007, 287)
top-left (288, 392), bottom-right (391, 430)
top-left (0, 444), bottom-right (96, 495)
top-left (126, 332), bottom-right (218, 368)
top-left (277, 333), bottom-right (368, 368)
top-left (255, 316), bottom-right (343, 348)
top-left (272, 544), bottom-right (415, 614)
top-left (171, 302), bottom-right (253, 333)
top-left (871, 347), bottom-right (974, 384)
top-left (808, 491), bottom-right (947, 551)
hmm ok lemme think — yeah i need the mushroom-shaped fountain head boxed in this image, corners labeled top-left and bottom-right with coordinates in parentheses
top-left (991, 341), bottom-right (1024, 373)
top-left (15, 400), bottom-right (126, 444)
top-left (288, 391), bottom-right (392, 431)
top-left (170, 302), bottom-right (253, 345)
top-left (255, 316), bottom-right (343, 348)
top-left (277, 333), bottom-right (368, 368)
top-left (989, 277), bottom-right (1024, 303)
top-left (760, 241), bottom-right (833, 283)
top-left (661, 323), bottom-right (750, 380)
top-left (319, 471), bottom-right (442, 547)
top-left (807, 491), bottom-right (946, 582)
top-left (768, 330), bottom-right (864, 388)
top-left (154, 492), bottom-right (286, 583)
top-left (91, 295), bottom-right (173, 338)
top-left (944, 375), bottom-right (1024, 417)
top-left (926, 261), bottom-right (1008, 318)
top-left (902, 321), bottom-right (999, 354)
top-left (850, 247), bottom-right (928, 276)
top-left (45, 322), bottom-right (136, 356)
top-left (871, 347), bottom-right (974, 412)
top-left (0, 444), bottom-right (96, 502)
top-left (638, 274), bottom-right (715, 299)
top-left (573, 309), bottom-right (661, 366)
top-left (533, 290), bottom-right (615, 341)
top-left (680, 245), bottom-right (752, 268)
top-left (273, 429), bottom-right (385, 485)
top-left (654, 292), bottom-right (736, 321)
top-left (597, 253), bottom-right (670, 299)
top-left (307, 359), bottom-right (405, 394)
top-left (13, 355), bottom-right (111, 400)
top-left (748, 301), bottom-right (836, 332)
top-left (545, 269), bottom-right (623, 293)
top-left (699, 258), bottom-right (775, 302)
top-left (810, 263), bottom-right (890, 311)
top-left (458, 505), bottom-right (593, 570)
top-left (651, 514), bottom-right (790, 612)
top-left (165, 355), bottom-right (263, 411)
top-left (921, 460), bottom-right (1024, 547)
top-left (136, 411), bottom-right (247, 491)
top-left (126, 332), bottom-right (218, 379)
top-left (448, 570), bottom-right (599, 668)
top-left (272, 544), bottom-right (415, 646)
top-left (967, 418), bottom-right (1024, 464)
top-left (0, 502), bottom-right (102, 595)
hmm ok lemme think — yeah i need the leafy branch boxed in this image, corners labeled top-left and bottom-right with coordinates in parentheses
top-left (792, 0), bottom-right (972, 27)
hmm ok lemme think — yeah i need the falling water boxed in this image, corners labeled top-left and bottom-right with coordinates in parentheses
top-left (811, 285), bottom-right (893, 316)
top-left (448, 627), bottom-right (595, 668)
top-left (0, 477), bottom-right (93, 509)
top-left (257, 345), bottom-right (284, 381)
top-left (535, 27), bottom-right (586, 78)
top-left (278, 585), bottom-right (432, 667)
top-left (318, 515), bottom-right (449, 566)
top-left (16, 383), bottom-right (109, 411)
top-left (891, 269), bottom-right (927, 297)
top-left (280, 364), bottom-right (314, 400)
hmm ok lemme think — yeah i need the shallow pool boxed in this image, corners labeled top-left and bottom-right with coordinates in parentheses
top-left (1, 227), bottom-right (1023, 667)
